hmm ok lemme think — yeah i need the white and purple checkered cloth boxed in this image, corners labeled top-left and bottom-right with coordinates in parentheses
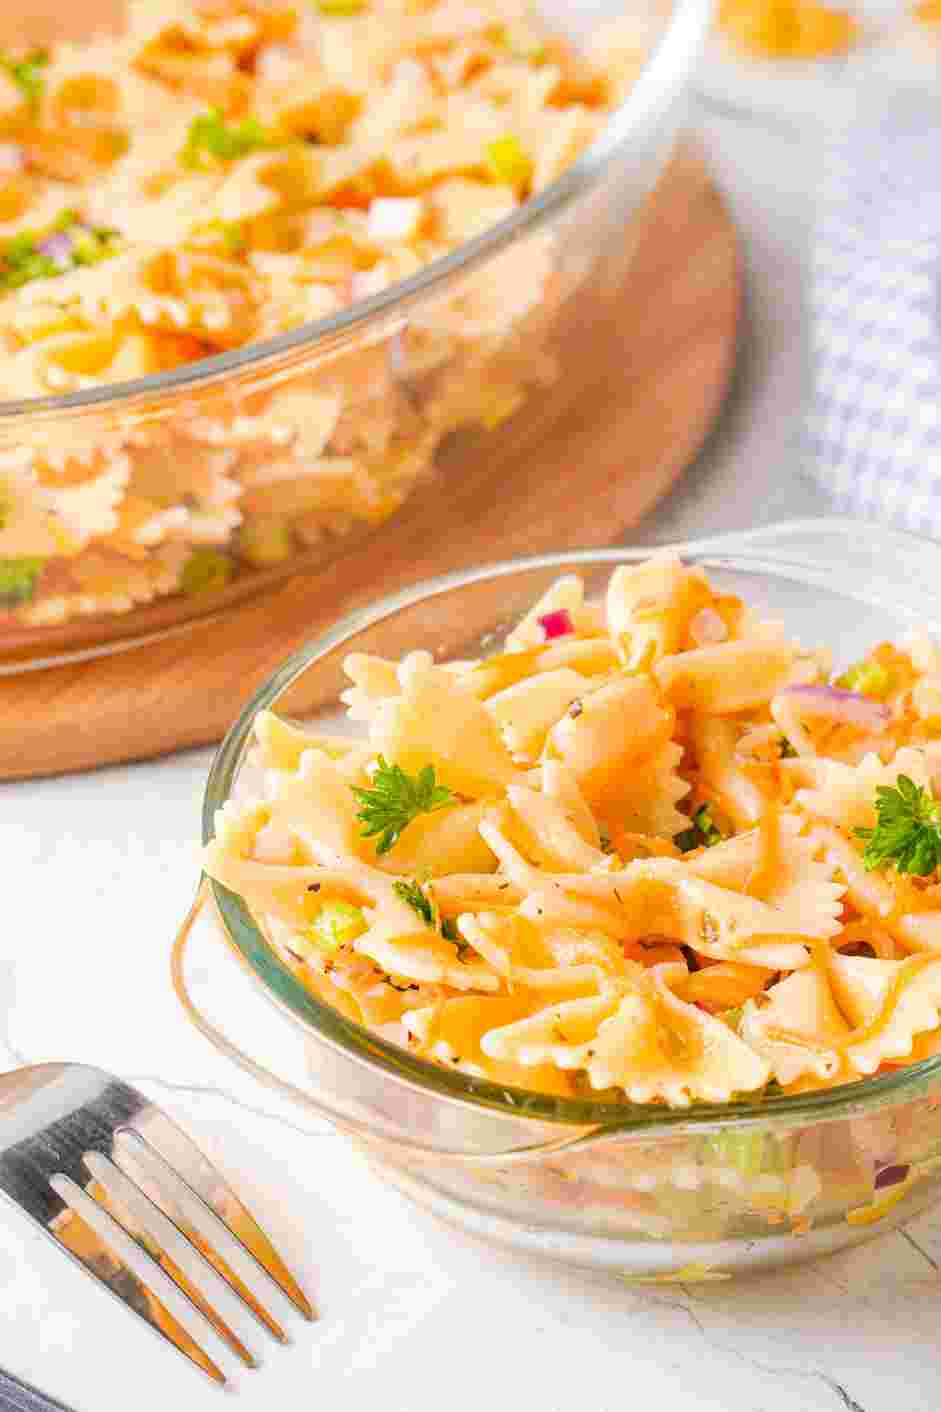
top-left (808, 111), bottom-right (941, 536)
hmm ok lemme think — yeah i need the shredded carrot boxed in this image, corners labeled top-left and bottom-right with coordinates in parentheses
top-left (745, 804), bottom-right (781, 900)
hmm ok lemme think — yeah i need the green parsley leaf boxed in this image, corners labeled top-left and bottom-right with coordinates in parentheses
top-left (394, 877), bottom-right (461, 942)
top-left (181, 109), bottom-right (273, 170)
top-left (855, 774), bottom-right (941, 876)
top-left (2, 48), bottom-right (48, 113)
top-left (675, 803), bottom-right (724, 854)
top-left (393, 877), bottom-right (435, 926)
top-left (352, 757), bottom-right (455, 854)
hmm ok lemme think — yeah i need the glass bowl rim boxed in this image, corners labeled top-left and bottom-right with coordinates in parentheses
top-left (0, 0), bottom-right (714, 421)
top-left (203, 521), bottom-right (941, 1134)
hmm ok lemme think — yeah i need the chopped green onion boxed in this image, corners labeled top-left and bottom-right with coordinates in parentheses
top-left (181, 109), bottom-right (273, 170)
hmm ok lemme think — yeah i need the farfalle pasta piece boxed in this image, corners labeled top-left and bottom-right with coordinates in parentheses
top-left (790, 748), bottom-right (933, 834)
top-left (828, 953), bottom-right (941, 1075)
top-left (584, 965), bottom-right (771, 1104)
top-left (482, 964), bottom-right (770, 1104)
top-left (740, 970), bottom-right (850, 1085)
top-left (546, 675), bottom-right (674, 807)
top-left (613, 741), bottom-right (690, 839)
top-left (687, 716), bottom-right (769, 830)
top-left (506, 782), bottom-right (608, 872)
top-left (371, 801), bottom-right (496, 877)
top-left (605, 555), bottom-right (711, 669)
top-left (369, 650), bottom-right (521, 798)
top-left (540, 759), bottom-right (600, 850)
top-left (251, 709), bottom-right (361, 773)
top-left (654, 625), bottom-right (801, 714)
top-left (403, 996), bottom-right (575, 1095)
top-left (486, 668), bottom-right (589, 758)
top-left (686, 813), bottom-right (844, 931)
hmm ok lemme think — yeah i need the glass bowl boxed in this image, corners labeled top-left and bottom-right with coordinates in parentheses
top-left (0, 0), bottom-right (712, 668)
top-left (180, 518), bottom-right (941, 1278)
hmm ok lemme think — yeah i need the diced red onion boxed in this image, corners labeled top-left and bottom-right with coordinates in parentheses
top-left (538, 608), bottom-right (574, 640)
top-left (0, 142), bottom-right (24, 173)
top-left (690, 607), bottom-right (728, 646)
top-left (776, 684), bottom-right (890, 732)
top-left (38, 231), bottom-right (74, 269)
top-left (874, 1163), bottom-right (909, 1190)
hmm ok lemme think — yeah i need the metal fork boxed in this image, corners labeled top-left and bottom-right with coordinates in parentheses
top-left (0, 1063), bottom-right (314, 1386)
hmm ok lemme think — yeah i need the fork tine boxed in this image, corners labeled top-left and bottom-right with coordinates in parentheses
top-left (119, 1115), bottom-right (314, 1321)
top-left (82, 1153), bottom-right (262, 1368)
top-left (46, 1175), bottom-right (226, 1386)
top-left (113, 1136), bottom-right (288, 1344)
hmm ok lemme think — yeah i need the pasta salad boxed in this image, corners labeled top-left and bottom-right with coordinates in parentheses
top-left (205, 555), bottom-right (941, 1109)
top-left (0, 0), bottom-right (643, 629)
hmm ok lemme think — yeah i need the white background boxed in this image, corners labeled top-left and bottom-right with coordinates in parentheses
top-left (4, 102), bottom-right (940, 1412)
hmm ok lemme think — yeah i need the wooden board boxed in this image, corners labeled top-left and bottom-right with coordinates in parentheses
top-left (0, 147), bottom-right (741, 781)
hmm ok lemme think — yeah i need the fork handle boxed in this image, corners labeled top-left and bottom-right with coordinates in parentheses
top-left (0, 1369), bottom-right (75, 1412)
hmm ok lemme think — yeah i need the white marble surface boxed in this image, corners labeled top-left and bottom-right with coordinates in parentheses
top-left (5, 105), bottom-right (941, 1412)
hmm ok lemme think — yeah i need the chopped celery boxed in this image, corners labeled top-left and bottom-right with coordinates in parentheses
top-left (0, 556), bottom-right (44, 606)
top-left (703, 1129), bottom-right (786, 1178)
top-left (305, 899), bottom-right (366, 950)
top-left (484, 135), bottom-right (533, 190)
top-left (180, 548), bottom-right (233, 595)
top-left (836, 658), bottom-right (894, 699)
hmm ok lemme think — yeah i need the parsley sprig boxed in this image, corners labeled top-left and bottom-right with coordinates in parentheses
top-left (393, 877), bottom-right (459, 939)
top-left (855, 775), bottom-right (941, 877)
top-left (351, 757), bottom-right (455, 855)
top-left (181, 109), bottom-right (274, 170)
top-left (675, 803), bottom-right (724, 854)
top-left (2, 48), bottom-right (48, 113)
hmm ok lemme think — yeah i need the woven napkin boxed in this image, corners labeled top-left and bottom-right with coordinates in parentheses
top-left (807, 103), bottom-right (941, 536)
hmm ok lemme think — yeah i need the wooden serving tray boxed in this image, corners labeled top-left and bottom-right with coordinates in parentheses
top-left (0, 147), bottom-right (741, 780)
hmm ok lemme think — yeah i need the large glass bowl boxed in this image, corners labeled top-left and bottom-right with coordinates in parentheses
top-left (0, 0), bottom-right (712, 667)
top-left (181, 518), bottom-right (941, 1278)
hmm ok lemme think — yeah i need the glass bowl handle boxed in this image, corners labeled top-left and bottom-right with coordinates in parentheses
top-left (677, 517), bottom-right (941, 626)
top-left (172, 884), bottom-right (602, 1164)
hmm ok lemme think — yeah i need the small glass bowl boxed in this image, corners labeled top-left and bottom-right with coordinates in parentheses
top-left (0, 0), bottom-right (712, 667)
top-left (182, 518), bottom-right (941, 1277)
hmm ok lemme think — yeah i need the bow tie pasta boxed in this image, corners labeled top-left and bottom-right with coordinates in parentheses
top-left (204, 556), bottom-right (941, 1108)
